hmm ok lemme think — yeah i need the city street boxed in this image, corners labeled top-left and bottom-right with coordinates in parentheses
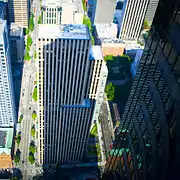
top-left (99, 98), bottom-right (114, 158)
top-left (16, 0), bottom-right (40, 179)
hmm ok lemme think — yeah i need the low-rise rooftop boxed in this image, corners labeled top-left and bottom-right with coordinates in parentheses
top-left (0, 128), bottom-right (13, 149)
top-left (95, 23), bottom-right (118, 38)
top-left (90, 46), bottom-right (103, 60)
top-left (38, 24), bottom-right (90, 40)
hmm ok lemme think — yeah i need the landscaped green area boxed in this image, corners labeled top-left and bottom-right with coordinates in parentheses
top-left (31, 125), bottom-right (35, 137)
top-left (105, 82), bottom-right (115, 100)
top-left (83, 16), bottom-right (94, 45)
top-left (143, 20), bottom-right (150, 29)
top-left (104, 55), bottom-right (132, 81)
top-left (32, 86), bottom-right (37, 102)
top-left (90, 123), bottom-right (98, 137)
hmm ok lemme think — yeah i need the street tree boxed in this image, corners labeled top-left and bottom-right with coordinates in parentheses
top-left (29, 145), bottom-right (36, 154)
top-left (29, 14), bottom-right (34, 31)
top-left (32, 112), bottom-right (37, 120)
top-left (14, 155), bottom-right (20, 163)
top-left (31, 126), bottom-right (35, 137)
top-left (28, 154), bottom-right (35, 164)
top-left (32, 86), bottom-right (37, 102)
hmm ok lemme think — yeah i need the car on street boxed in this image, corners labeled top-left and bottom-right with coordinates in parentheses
top-left (29, 107), bottom-right (31, 110)
top-left (22, 93), bottom-right (24, 97)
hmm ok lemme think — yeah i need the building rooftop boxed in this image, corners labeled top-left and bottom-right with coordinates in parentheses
top-left (0, 152), bottom-right (12, 169)
top-left (101, 38), bottom-right (125, 44)
top-left (42, 0), bottom-right (83, 14)
top-left (0, 18), bottom-right (5, 35)
top-left (38, 24), bottom-right (90, 40)
top-left (90, 46), bottom-right (103, 60)
top-left (124, 40), bottom-right (144, 50)
top-left (0, 128), bottom-right (13, 149)
top-left (10, 23), bottom-right (23, 37)
top-left (95, 23), bottom-right (118, 38)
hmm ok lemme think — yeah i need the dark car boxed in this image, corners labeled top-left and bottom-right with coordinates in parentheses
top-left (29, 107), bottom-right (31, 110)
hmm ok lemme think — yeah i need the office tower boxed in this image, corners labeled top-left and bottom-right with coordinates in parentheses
top-left (37, 24), bottom-right (107, 165)
top-left (145, 0), bottom-right (159, 23)
top-left (102, 0), bottom-right (180, 179)
top-left (41, 0), bottom-right (83, 25)
top-left (118, 0), bottom-right (159, 40)
top-left (89, 46), bottom-right (108, 121)
top-left (87, 0), bottom-right (116, 25)
top-left (9, 23), bottom-right (24, 65)
top-left (0, 19), bottom-right (16, 127)
top-left (8, 0), bottom-right (29, 27)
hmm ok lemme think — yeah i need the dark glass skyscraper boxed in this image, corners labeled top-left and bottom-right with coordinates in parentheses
top-left (102, 0), bottom-right (180, 179)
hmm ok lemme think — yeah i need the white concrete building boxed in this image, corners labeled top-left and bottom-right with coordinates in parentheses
top-left (89, 46), bottom-right (108, 122)
top-left (41, 0), bottom-right (84, 25)
top-left (118, 0), bottom-right (159, 40)
top-left (36, 24), bottom-right (108, 165)
top-left (8, 0), bottom-right (29, 27)
top-left (0, 19), bottom-right (16, 127)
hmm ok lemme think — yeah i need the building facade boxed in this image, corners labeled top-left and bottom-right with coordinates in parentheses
top-left (41, 0), bottom-right (83, 25)
top-left (8, 0), bottom-right (29, 27)
top-left (37, 24), bottom-right (107, 165)
top-left (0, 19), bottom-right (16, 127)
top-left (87, 0), bottom-right (116, 25)
top-left (9, 23), bottom-right (24, 64)
top-left (118, 0), bottom-right (159, 40)
top-left (102, 0), bottom-right (180, 179)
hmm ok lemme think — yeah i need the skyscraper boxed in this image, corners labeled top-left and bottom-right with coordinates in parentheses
top-left (87, 0), bottom-right (116, 25)
top-left (102, 0), bottom-right (180, 179)
top-left (118, 0), bottom-right (159, 40)
top-left (8, 0), bottom-right (29, 27)
top-left (0, 19), bottom-right (16, 127)
top-left (41, 0), bottom-right (83, 25)
top-left (36, 24), bottom-right (107, 165)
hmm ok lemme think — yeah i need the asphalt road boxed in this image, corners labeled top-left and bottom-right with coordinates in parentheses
top-left (99, 101), bottom-right (113, 158)
top-left (17, 0), bottom-right (40, 178)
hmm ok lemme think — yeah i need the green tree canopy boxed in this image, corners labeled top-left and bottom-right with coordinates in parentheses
top-left (32, 86), bottom-right (37, 102)
top-left (28, 155), bottom-right (35, 164)
top-left (29, 14), bottom-right (34, 31)
top-left (29, 145), bottom-right (36, 154)
top-left (27, 35), bottom-right (33, 46)
top-left (16, 133), bottom-right (21, 145)
top-left (105, 82), bottom-right (115, 100)
top-left (14, 155), bottom-right (20, 163)
top-left (143, 20), bottom-right (150, 29)
top-left (19, 115), bottom-right (23, 123)
top-left (83, 16), bottom-right (92, 33)
top-left (32, 112), bottom-right (37, 120)
top-left (31, 125), bottom-right (35, 137)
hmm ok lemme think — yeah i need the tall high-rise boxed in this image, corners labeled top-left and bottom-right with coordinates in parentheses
top-left (87, 0), bottom-right (116, 25)
top-left (0, 19), bottom-right (16, 127)
top-left (118, 0), bottom-right (159, 40)
top-left (8, 0), bottom-right (29, 27)
top-left (102, 0), bottom-right (180, 179)
top-left (37, 24), bottom-right (107, 165)
top-left (41, 0), bottom-right (83, 25)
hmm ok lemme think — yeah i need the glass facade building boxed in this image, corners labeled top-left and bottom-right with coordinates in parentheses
top-left (102, 0), bottom-right (180, 179)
